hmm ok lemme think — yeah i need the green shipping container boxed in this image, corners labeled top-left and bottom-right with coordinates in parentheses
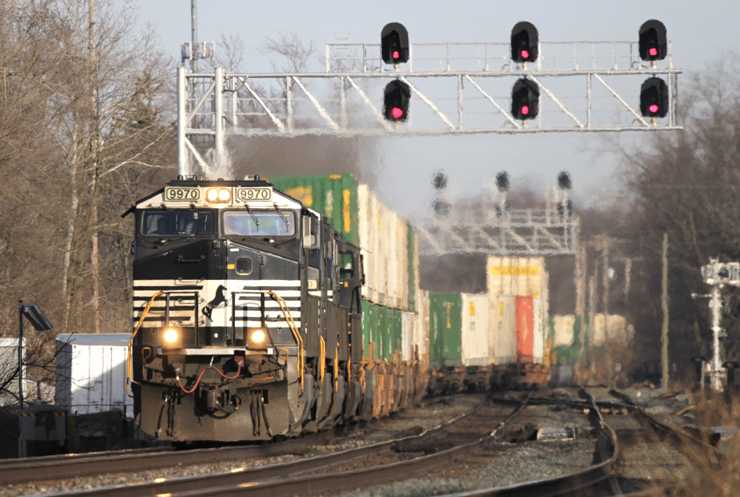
top-left (269, 173), bottom-right (359, 245)
top-left (390, 307), bottom-right (403, 361)
top-left (361, 299), bottom-right (373, 356)
top-left (428, 293), bottom-right (463, 368)
top-left (359, 300), bottom-right (406, 362)
top-left (270, 173), bottom-right (419, 313)
top-left (550, 315), bottom-right (589, 366)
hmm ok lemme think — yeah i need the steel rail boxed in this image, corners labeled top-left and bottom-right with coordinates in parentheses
top-left (0, 411), bottom-right (388, 486)
top-left (104, 395), bottom-right (531, 497)
top-left (35, 397), bottom-right (492, 497)
top-left (607, 389), bottom-right (722, 460)
top-left (440, 389), bottom-right (620, 497)
top-left (0, 393), bottom-right (462, 486)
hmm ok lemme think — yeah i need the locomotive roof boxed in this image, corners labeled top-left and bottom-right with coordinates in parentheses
top-left (123, 177), bottom-right (308, 217)
top-left (166, 178), bottom-right (273, 188)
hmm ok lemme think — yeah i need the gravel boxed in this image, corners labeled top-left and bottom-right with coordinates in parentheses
top-left (0, 395), bottom-right (484, 497)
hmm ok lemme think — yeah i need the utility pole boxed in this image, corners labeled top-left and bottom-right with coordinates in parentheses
top-left (661, 233), bottom-right (669, 390)
top-left (89, 0), bottom-right (100, 333)
top-left (587, 273), bottom-right (597, 383)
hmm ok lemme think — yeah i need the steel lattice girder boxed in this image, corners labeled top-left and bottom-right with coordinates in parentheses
top-left (176, 66), bottom-right (681, 176)
top-left (417, 209), bottom-right (580, 257)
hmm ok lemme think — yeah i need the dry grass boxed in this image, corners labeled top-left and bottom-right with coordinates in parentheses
top-left (643, 390), bottom-right (740, 497)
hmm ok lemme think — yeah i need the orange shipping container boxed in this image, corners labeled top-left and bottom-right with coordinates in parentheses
top-left (515, 296), bottom-right (534, 363)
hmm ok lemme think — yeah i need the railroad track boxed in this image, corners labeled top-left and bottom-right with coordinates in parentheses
top-left (33, 393), bottom-right (524, 497)
top-left (433, 388), bottom-right (620, 497)
top-left (0, 396), bottom-right (455, 487)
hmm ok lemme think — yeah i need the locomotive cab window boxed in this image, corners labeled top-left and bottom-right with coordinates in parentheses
top-left (339, 253), bottom-right (355, 279)
top-left (235, 257), bottom-right (253, 275)
top-left (141, 210), bottom-right (214, 237)
top-left (223, 210), bottom-right (296, 237)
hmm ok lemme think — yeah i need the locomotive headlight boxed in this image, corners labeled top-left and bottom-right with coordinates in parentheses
top-left (250, 329), bottom-right (267, 345)
top-left (163, 328), bottom-right (179, 344)
top-left (206, 188), bottom-right (231, 203)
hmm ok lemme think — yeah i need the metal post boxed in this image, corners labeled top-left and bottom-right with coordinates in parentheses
top-left (177, 67), bottom-right (188, 177)
top-left (214, 67), bottom-right (225, 162)
top-left (190, 0), bottom-right (199, 72)
top-left (586, 73), bottom-right (592, 129)
top-left (340, 76), bottom-right (347, 129)
top-left (18, 300), bottom-right (23, 411)
top-left (286, 77), bottom-right (293, 132)
top-left (710, 283), bottom-right (722, 391)
top-left (457, 75), bottom-right (463, 130)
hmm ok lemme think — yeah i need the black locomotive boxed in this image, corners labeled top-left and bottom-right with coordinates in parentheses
top-left (127, 176), bottom-right (364, 441)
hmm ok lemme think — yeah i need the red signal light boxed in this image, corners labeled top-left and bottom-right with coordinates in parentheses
top-left (649, 104), bottom-right (659, 114)
top-left (521, 105), bottom-right (530, 116)
top-left (391, 107), bottom-right (404, 119)
top-left (392, 50), bottom-right (400, 59)
top-left (649, 47), bottom-right (658, 57)
top-left (521, 50), bottom-right (529, 60)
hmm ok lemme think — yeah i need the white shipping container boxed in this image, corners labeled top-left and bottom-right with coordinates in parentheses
top-left (401, 311), bottom-right (416, 362)
top-left (533, 298), bottom-right (544, 363)
top-left (357, 184), bottom-right (414, 311)
top-left (489, 294), bottom-right (517, 364)
top-left (592, 314), bottom-right (634, 347)
top-left (461, 294), bottom-right (489, 367)
top-left (487, 256), bottom-right (547, 298)
top-left (553, 315), bottom-right (576, 347)
top-left (0, 338), bottom-right (25, 407)
top-left (55, 334), bottom-right (133, 418)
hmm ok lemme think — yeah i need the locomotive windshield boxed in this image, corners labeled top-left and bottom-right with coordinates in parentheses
top-left (141, 210), bottom-right (214, 237)
top-left (223, 210), bottom-right (296, 237)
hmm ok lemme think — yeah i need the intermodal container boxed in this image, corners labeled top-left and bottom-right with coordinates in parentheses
top-left (461, 294), bottom-right (489, 367)
top-left (515, 296), bottom-right (535, 363)
top-left (402, 311), bottom-right (417, 362)
top-left (533, 298), bottom-right (544, 364)
top-left (270, 174), bottom-right (419, 312)
top-left (552, 314), bottom-right (576, 347)
top-left (428, 293), bottom-right (463, 368)
top-left (550, 314), bottom-right (587, 366)
top-left (592, 314), bottom-right (634, 347)
top-left (490, 294), bottom-right (516, 364)
top-left (487, 256), bottom-right (547, 298)
top-left (418, 290), bottom-right (430, 364)
top-left (269, 173), bottom-right (359, 245)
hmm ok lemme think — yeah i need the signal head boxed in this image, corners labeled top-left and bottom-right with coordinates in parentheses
top-left (432, 171), bottom-right (448, 190)
top-left (383, 79), bottom-right (411, 122)
top-left (511, 78), bottom-right (540, 120)
top-left (557, 171), bottom-right (572, 190)
top-left (381, 22), bottom-right (409, 65)
top-left (639, 20), bottom-right (667, 61)
top-left (511, 21), bottom-right (539, 63)
top-left (640, 77), bottom-right (668, 118)
top-left (496, 171), bottom-right (509, 192)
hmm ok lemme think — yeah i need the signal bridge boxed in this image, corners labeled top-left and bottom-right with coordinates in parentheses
top-left (417, 185), bottom-right (578, 257)
top-left (177, 41), bottom-right (680, 176)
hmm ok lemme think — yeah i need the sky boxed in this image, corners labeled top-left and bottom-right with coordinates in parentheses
top-left (130, 0), bottom-right (739, 219)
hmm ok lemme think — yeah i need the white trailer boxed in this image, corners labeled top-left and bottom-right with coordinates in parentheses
top-left (55, 334), bottom-right (133, 418)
